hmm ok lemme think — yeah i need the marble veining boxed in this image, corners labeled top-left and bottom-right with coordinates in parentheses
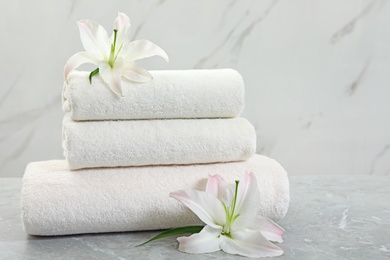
top-left (1, 0), bottom-right (390, 177)
top-left (67, 0), bottom-right (77, 18)
top-left (72, 237), bottom-right (128, 260)
top-left (369, 144), bottom-right (390, 175)
top-left (132, 0), bottom-right (167, 40)
top-left (330, 0), bottom-right (380, 45)
top-left (195, 0), bottom-right (280, 69)
top-left (194, 4), bottom-right (252, 69)
top-left (0, 69), bottom-right (24, 107)
top-left (345, 57), bottom-right (371, 96)
top-left (0, 97), bottom-right (59, 141)
top-left (227, 0), bottom-right (279, 66)
top-left (300, 112), bottom-right (324, 129)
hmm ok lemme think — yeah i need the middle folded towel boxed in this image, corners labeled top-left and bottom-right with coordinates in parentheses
top-left (63, 115), bottom-right (256, 170)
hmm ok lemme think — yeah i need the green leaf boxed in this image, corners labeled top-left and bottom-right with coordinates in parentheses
top-left (89, 68), bottom-right (99, 84)
top-left (137, 225), bottom-right (204, 246)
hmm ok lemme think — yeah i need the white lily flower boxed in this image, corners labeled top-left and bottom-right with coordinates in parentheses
top-left (64, 12), bottom-right (169, 96)
top-left (170, 173), bottom-right (284, 258)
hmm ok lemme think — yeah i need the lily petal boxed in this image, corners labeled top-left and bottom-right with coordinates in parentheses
top-left (77, 19), bottom-right (110, 59)
top-left (64, 51), bottom-right (98, 80)
top-left (234, 173), bottom-right (259, 221)
top-left (122, 62), bottom-right (153, 83)
top-left (98, 58), bottom-right (124, 96)
top-left (220, 229), bottom-right (284, 258)
top-left (257, 216), bottom-right (284, 243)
top-left (113, 12), bottom-right (131, 46)
top-left (124, 39), bottom-right (169, 63)
top-left (177, 225), bottom-right (221, 254)
top-left (206, 174), bottom-right (229, 204)
top-left (170, 190), bottom-right (226, 229)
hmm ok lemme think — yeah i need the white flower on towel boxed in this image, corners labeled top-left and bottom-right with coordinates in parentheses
top-left (64, 12), bottom-right (169, 96)
top-left (170, 173), bottom-right (285, 258)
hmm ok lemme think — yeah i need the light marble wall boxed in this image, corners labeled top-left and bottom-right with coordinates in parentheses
top-left (1, 0), bottom-right (389, 177)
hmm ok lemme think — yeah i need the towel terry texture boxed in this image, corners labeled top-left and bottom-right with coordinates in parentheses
top-left (62, 69), bottom-right (245, 121)
top-left (62, 115), bottom-right (256, 170)
top-left (21, 154), bottom-right (289, 236)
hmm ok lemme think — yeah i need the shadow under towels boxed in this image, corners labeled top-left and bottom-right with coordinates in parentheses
top-left (62, 69), bottom-right (244, 121)
top-left (62, 115), bottom-right (256, 170)
top-left (21, 155), bottom-right (289, 236)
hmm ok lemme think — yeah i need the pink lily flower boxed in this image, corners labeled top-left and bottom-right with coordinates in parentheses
top-left (170, 173), bottom-right (284, 258)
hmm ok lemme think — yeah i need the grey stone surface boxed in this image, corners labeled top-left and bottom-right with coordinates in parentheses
top-left (1, 175), bottom-right (390, 259)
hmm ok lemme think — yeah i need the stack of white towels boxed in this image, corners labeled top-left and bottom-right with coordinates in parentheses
top-left (21, 69), bottom-right (290, 236)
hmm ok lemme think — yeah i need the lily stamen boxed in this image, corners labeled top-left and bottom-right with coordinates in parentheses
top-left (223, 180), bottom-right (240, 235)
top-left (108, 29), bottom-right (118, 68)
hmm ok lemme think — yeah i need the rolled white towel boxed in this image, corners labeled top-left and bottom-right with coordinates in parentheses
top-left (62, 69), bottom-right (244, 121)
top-left (21, 155), bottom-right (289, 236)
top-left (62, 115), bottom-right (256, 170)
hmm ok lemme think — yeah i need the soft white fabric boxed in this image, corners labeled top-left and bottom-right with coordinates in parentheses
top-left (62, 69), bottom-right (245, 121)
top-left (21, 154), bottom-right (289, 236)
top-left (62, 115), bottom-right (256, 170)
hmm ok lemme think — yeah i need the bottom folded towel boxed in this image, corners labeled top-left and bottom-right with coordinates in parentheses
top-left (21, 154), bottom-right (289, 236)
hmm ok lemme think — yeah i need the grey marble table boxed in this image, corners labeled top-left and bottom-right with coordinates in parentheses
top-left (1, 175), bottom-right (390, 260)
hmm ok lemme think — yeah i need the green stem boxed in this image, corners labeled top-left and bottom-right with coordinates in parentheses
top-left (114, 43), bottom-right (123, 62)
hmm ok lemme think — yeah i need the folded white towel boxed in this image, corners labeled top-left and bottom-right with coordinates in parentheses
top-left (62, 69), bottom-right (244, 121)
top-left (62, 115), bottom-right (256, 170)
top-left (21, 155), bottom-right (289, 236)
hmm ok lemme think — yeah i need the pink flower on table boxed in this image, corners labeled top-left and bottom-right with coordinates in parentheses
top-left (170, 173), bottom-right (284, 258)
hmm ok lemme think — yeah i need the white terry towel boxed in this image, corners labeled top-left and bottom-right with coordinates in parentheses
top-left (62, 115), bottom-right (256, 170)
top-left (21, 154), bottom-right (289, 236)
top-left (62, 69), bottom-right (245, 121)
